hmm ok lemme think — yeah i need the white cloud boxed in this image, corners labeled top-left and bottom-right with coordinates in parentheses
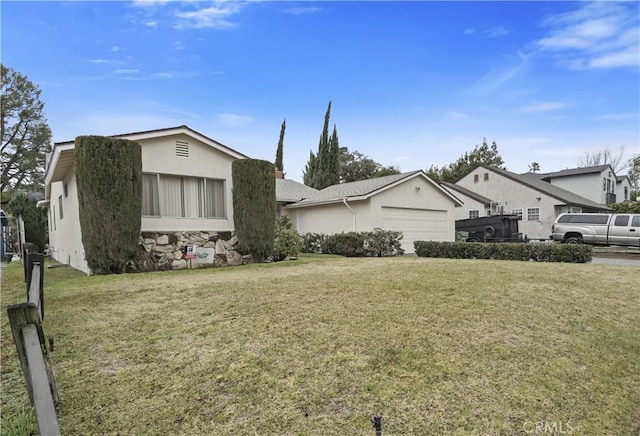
top-left (283, 6), bottom-right (321, 16)
top-left (536, 2), bottom-right (639, 70)
top-left (113, 69), bottom-right (140, 75)
top-left (110, 46), bottom-right (123, 52)
top-left (173, 40), bottom-right (184, 50)
top-left (144, 20), bottom-right (159, 28)
top-left (464, 28), bottom-right (475, 35)
top-left (149, 71), bottom-right (197, 79)
top-left (174, 3), bottom-right (245, 29)
top-left (216, 113), bottom-right (253, 127)
top-left (521, 101), bottom-right (572, 113)
top-left (88, 59), bottom-right (108, 64)
top-left (467, 51), bottom-right (531, 95)
top-left (485, 26), bottom-right (509, 38)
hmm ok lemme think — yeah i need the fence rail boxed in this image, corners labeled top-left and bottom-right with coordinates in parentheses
top-left (7, 255), bottom-right (60, 435)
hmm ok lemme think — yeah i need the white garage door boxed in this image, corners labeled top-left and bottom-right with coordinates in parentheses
top-left (381, 207), bottom-right (449, 253)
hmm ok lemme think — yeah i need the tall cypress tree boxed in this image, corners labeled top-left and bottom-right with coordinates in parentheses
top-left (303, 101), bottom-right (339, 189)
top-left (274, 118), bottom-right (285, 173)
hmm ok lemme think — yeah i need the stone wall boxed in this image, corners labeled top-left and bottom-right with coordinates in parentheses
top-left (136, 230), bottom-right (251, 271)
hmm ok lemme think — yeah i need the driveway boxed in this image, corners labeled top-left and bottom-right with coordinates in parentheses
top-left (591, 257), bottom-right (640, 267)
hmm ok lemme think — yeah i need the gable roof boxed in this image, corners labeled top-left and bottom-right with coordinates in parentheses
top-left (44, 125), bottom-right (247, 198)
top-left (276, 179), bottom-right (319, 203)
top-left (441, 182), bottom-right (492, 206)
top-left (286, 171), bottom-right (463, 208)
top-left (530, 164), bottom-right (614, 180)
top-left (468, 164), bottom-right (611, 211)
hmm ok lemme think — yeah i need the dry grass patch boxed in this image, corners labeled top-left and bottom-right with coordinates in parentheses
top-left (1, 256), bottom-right (639, 435)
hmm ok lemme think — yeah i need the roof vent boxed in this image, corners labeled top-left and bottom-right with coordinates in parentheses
top-left (176, 140), bottom-right (189, 157)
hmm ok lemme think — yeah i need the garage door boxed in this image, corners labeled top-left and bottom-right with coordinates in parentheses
top-left (381, 207), bottom-right (449, 253)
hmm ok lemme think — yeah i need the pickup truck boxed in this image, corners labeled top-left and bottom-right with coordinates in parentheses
top-left (551, 213), bottom-right (640, 246)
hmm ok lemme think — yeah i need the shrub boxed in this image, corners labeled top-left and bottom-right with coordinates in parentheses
top-left (609, 201), bottom-right (640, 213)
top-left (272, 216), bottom-right (303, 262)
top-left (322, 232), bottom-right (366, 257)
top-left (301, 232), bottom-right (325, 253)
top-left (75, 136), bottom-right (142, 274)
top-left (319, 229), bottom-right (404, 257)
top-left (414, 241), bottom-right (592, 263)
top-left (366, 229), bottom-right (404, 257)
top-left (232, 159), bottom-right (275, 262)
top-left (7, 192), bottom-right (47, 251)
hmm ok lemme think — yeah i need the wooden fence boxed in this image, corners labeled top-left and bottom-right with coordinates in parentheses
top-left (7, 253), bottom-right (60, 435)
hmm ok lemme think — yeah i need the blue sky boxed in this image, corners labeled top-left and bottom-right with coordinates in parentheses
top-left (3, 1), bottom-right (639, 182)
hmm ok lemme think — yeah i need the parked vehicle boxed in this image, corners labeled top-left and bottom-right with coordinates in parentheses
top-left (551, 213), bottom-right (640, 246)
top-left (455, 214), bottom-right (525, 243)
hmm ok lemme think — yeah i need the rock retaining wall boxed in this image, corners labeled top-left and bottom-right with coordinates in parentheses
top-left (136, 230), bottom-right (250, 271)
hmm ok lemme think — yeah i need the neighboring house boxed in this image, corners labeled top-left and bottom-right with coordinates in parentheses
top-left (39, 126), bottom-right (247, 274)
top-left (455, 165), bottom-right (611, 241)
top-left (279, 171), bottom-right (463, 254)
top-left (440, 182), bottom-right (492, 221)
top-left (616, 175), bottom-right (632, 202)
top-left (530, 165), bottom-right (621, 205)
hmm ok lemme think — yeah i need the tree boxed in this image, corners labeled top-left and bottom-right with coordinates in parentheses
top-left (274, 118), bottom-right (285, 173)
top-left (628, 155), bottom-right (640, 200)
top-left (76, 136), bottom-right (142, 274)
top-left (7, 192), bottom-right (47, 251)
top-left (232, 159), bottom-right (275, 262)
top-left (578, 145), bottom-right (628, 174)
top-left (528, 162), bottom-right (541, 173)
top-left (339, 147), bottom-right (401, 182)
top-left (303, 101), bottom-right (340, 189)
top-left (427, 138), bottom-right (505, 183)
top-left (1, 64), bottom-right (52, 194)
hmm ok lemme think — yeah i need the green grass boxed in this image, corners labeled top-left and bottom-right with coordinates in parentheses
top-left (2, 256), bottom-right (639, 435)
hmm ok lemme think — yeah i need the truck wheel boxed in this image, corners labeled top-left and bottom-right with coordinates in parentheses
top-left (467, 238), bottom-right (481, 243)
top-left (484, 226), bottom-right (495, 237)
top-left (566, 236), bottom-right (582, 244)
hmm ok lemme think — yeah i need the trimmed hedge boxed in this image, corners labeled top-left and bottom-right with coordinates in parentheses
top-left (414, 241), bottom-right (592, 263)
top-left (232, 159), bottom-right (275, 262)
top-left (75, 136), bottom-right (142, 274)
top-left (307, 229), bottom-right (404, 257)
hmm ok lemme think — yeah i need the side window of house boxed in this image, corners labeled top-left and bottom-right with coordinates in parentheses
top-left (469, 210), bottom-right (480, 219)
top-left (512, 208), bottom-right (523, 218)
top-left (52, 206), bottom-right (56, 231)
top-left (527, 207), bottom-right (540, 221)
top-left (58, 195), bottom-right (64, 219)
top-left (474, 174), bottom-right (479, 183)
top-left (483, 172), bottom-right (489, 181)
top-left (63, 183), bottom-right (68, 198)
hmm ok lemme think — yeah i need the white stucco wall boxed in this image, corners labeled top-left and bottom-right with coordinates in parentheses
top-left (445, 191), bottom-right (487, 221)
top-left (138, 133), bottom-right (237, 232)
top-left (456, 168), bottom-right (560, 240)
top-left (289, 200), bottom-right (371, 235)
top-left (47, 169), bottom-right (90, 273)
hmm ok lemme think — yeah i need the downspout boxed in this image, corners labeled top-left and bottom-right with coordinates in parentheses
top-left (343, 198), bottom-right (356, 232)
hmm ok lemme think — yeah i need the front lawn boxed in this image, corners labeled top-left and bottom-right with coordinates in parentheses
top-left (1, 256), bottom-right (639, 435)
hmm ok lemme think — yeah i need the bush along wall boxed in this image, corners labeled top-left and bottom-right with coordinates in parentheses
top-left (232, 159), bottom-right (275, 262)
top-left (75, 136), bottom-right (142, 274)
top-left (414, 241), bottom-right (592, 263)
top-left (305, 229), bottom-right (404, 257)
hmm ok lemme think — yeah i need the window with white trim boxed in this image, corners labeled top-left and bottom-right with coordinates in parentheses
top-left (512, 208), bottom-right (523, 218)
top-left (58, 196), bottom-right (64, 219)
top-left (142, 173), bottom-right (226, 218)
top-left (469, 209), bottom-right (480, 219)
top-left (527, 207), bottom-right (540, 221)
